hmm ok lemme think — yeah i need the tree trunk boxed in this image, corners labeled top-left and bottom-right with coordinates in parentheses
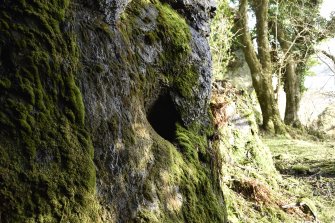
top-left (283, 61), bottom-right (301, 126)
top-left (276, 24), bottom-right (301, 126)
top-left (237, 0), bottom-right (286, 133)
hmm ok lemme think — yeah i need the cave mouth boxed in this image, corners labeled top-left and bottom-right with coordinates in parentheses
top-left (147, 93), bottom-right (181, 142)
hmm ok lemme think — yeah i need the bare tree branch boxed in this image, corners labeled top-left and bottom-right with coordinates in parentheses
top-left (316, 51), bottom-right (335, 75)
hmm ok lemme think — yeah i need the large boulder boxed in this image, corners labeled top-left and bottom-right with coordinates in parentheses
top-left (313, 103), bottom-right (335, 137)
top-left (0, 0), bottom-right (226, 222)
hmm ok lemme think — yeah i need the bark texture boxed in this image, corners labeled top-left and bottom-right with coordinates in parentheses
top-left (237, 0), bottom-right (285, 133)
top-left (277, 24), bottom-right (301, 126)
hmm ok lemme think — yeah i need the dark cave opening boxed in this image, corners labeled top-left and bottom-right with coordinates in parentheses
top-left (147, 93), bottom-right (181, 142)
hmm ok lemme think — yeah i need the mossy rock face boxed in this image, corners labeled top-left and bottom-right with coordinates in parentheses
top-left (0, 1), bottom-right (97, 222)
top-left (0, 0), bottom-right (224, 222)
top-left (211, 81), bottom-right (284, 222)
top-left (78, 0), bottom-right (224, 222)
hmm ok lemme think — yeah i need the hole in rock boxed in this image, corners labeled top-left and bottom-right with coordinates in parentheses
top-left (147, 93), bottom-right (181, 142)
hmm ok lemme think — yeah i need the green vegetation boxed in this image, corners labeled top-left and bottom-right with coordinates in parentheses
top-left (112, 118), bottom-right (226, 222)
top-left (119, 0), bottom-right (197, 101)
top-left (155, 2), bottom-right (191, 55)
top-left (210, 83), bottom-right (335, 222)
top-left (264, 136), bottom-right (335, 222)
top-left (0, 1), bottom-right (99, 222)
top-left (211, 86), bottom-right (294, 223)
top-left (210, 0), bottom-right (234, 80)
top-left (209, 2), bottom-right (335, 219)
top-left (114, 1), bottom-right (227, 221)
top-left (3, 0), bottom-right (334, 222)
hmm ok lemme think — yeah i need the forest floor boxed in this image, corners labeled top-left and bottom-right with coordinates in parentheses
top-left (263, 136), bottom-right (335, 222)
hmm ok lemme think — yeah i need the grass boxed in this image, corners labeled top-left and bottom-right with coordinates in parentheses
top-left (263, 136), bottom-right (335, 222)
top-left (211, 83), bottom-right (335, 222)
top-left (211, 85), bottom-right (300, 223)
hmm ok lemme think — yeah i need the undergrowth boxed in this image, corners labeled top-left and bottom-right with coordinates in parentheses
top-left (264, 136), bottom-right (335, 222)
top-left (210, 81), bottom-right (331, 222)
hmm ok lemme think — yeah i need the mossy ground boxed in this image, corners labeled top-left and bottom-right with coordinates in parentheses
top-left (216, 122), bottom-right (335, 222)
top-left (263, 136), bottom-right (335, 222)
top-left (209, 82), bottom-right (335, 222)
top-left (211, 84), bottom-right (274, 222)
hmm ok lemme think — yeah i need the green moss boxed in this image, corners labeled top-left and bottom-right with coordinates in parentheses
top-left (155, 2), bottom-right (191, 54)
top-left (136, 209), bottom-right (160, 223)
top-left (154, 2), bottom-right (196, 99)
top-left (0, 77), bottom-right (11, 89)
top-left (292, 164), bottom-right (310, 174)
top-left (117, 1), bottom-right (226, 222)
top-left (92, 63), bottom-right (105, 74)
top-left (175, 123), bottom-right (226, 222)
top-left (144, 31), bottom-right (159, 45)
top-left (65, 76), bottom-right (85, 126)
top-left (141, 121), bottom-right (224, 222)
top-left (173, 65), bottom-right (199, 98)
top-left (0, 18), bottom-right (10, 29)
top-left (65, 107), bottom-right (76, 123)
top-left (143, 128), bottom-right (225, 222)
top-left (94, 19), bottom-right (114, 39)
top-left (0, 0), bottom-right (99, 222)
top-left (176, 124), bottom-right (208, 162)
top-left (120, 0), bottom-right (194, 98)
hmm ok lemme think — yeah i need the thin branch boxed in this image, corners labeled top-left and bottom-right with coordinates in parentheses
top-left (320, 50), bottom-right (335, 65)
top-left (316, 51), bottom-right (335, 74)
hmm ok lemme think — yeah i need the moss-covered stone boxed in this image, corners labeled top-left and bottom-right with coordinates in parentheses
top-left (1, 0), bottom-right (223, 222)
top-left (119, 0), bottom-right (196, 99)
top-left (0, 1), bottom-right (98, 222)
top-left (102, 1), bottom-right (226, 222)
top-left (175, 124), bottom-right (226, 222)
